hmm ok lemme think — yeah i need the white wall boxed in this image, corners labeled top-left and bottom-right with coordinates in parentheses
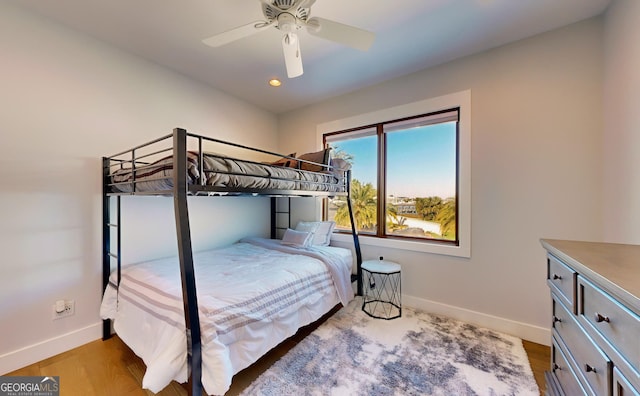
top-left (0, 3), bottom-right (274, 373)
top-left (0, 1), bottom-right (621, 372)
top-left (279, 18), bottom-right (604, 344)
top-left (602, 0), bottom-right (640, 244)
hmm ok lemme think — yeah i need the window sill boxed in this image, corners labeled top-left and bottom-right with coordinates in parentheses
top-left (331, 232), bottom-right (470, 258)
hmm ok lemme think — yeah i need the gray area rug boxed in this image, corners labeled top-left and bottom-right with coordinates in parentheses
top-left (240, 297), bottom-right (539, 396)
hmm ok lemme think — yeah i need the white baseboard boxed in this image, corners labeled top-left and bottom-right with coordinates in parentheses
top-left (403, 294), bottom-right (550, 346)
top-left (0, 322), bottom-right (102, 375)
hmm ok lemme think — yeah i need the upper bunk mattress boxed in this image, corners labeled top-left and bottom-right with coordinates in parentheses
top-left (100, 237), bottom-right (353, 395)
top-left (108, 152), bottom-right (346, 193)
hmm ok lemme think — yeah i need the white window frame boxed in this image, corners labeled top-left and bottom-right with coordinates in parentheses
top-left (317, 90), bottom-right (471, 258)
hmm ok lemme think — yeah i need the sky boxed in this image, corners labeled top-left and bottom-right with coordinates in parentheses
top-left (331, 122), bottom-right (457, 198)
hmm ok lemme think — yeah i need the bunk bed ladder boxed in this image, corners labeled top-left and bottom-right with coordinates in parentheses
top-left (271, 197), bottom-right (291, 239)
top-left (102, 161), bottom-right (121, 340)
top-left (346, 170), bottom-right (363, 296)
top-left (173, 128), bottom-right (203, 396)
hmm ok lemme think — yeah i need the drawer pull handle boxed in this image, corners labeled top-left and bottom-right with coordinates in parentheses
top-left (552, 274), bottom-right (562, 280)
top-left (584, 364), bottom-right (597, 373)
top-left (552, 363), bottom-right (560, 372)
top-left (552, 316), bottom-right (562, 327)
top-left (594, 312), bottom-right (610, 323)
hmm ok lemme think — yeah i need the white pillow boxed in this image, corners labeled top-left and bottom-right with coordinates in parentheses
top-left (314, 221), bottom-right (336, 246)
top-left (281, 228), bottom-right (313, 248)
top-left (295, 221), bottom-right (319, 236)
top-left (297, 221), bottom-right (335, 246)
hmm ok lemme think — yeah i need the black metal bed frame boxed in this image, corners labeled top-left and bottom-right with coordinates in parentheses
top-left (101, 127), bottom-right (362, 396)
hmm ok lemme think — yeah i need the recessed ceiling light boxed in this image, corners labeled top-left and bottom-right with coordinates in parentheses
top-left (268, 79), bottom-right (282, 87)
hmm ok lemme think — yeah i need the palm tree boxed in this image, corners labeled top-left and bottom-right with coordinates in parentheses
top-left (435, 198), bottom-right (456, 239)
top-left (415, 196), bottom-right (444, 221)
top-left (334, 179), bottom-right (377, 231)
top-left (386, 203), bottom-right (408, 232)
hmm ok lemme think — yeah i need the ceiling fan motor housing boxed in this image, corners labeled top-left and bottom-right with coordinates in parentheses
top-left (263, 0), bottom-right (310, 25)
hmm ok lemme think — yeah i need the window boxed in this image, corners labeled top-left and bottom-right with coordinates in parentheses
top-left (325, 109), bottom-right (459, 243)
top-left (318, 90), bottom-right (470, 257)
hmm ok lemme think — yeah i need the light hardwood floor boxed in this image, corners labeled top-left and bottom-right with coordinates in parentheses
top-left (8, 320), bottom-right (550, 396)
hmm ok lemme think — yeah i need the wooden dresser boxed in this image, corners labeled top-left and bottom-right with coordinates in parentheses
top-left (541, 239), bottom-right (640, 396)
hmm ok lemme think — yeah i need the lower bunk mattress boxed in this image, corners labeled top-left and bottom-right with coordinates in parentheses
top-left (100, 237), bottom-right (353, 395)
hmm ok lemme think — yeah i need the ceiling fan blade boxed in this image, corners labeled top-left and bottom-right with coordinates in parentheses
top-left (306, 17), bottom-right (375, 51)
top-left (282, 33), bottom-right (303, 78)
top-left (202, 20), bottom-right (272, 47)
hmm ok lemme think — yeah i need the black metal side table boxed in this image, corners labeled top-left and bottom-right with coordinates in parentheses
top-left (361, 258), bottom-right (401, 319)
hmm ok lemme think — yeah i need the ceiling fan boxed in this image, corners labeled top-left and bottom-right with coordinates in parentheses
top-left (202, 0), bottom-right (375, 78)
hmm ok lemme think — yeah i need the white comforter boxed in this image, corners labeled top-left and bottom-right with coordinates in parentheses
top-left (100, 238), bottom-right (353, 395)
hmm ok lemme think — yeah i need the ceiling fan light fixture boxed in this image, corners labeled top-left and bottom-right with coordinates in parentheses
top-left (268, 78), bottom-right (282, 87)
top-left (277, 13), bottom-right (299, 33)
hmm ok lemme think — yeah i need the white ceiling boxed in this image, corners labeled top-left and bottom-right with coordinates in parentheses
top-left (11, 0), bottom-right (611, 114)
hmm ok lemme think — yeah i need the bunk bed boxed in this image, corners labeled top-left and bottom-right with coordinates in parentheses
top-left (101, 128), bottom-right (363, 396)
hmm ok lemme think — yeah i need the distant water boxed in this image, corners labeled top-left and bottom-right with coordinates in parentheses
top-left (400, 217), bottom-right (441, 235)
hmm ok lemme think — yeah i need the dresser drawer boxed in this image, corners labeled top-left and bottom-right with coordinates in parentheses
top-left (553, 294), bottom-right (611, 395)
top-left (548, 255), bottom-right (577, 312)
top-left (579, 276), bottom-right (640, 375)
top-left (613, 367), bottom-right (640, 396)
top-left (552, 336), bottom-right (588, 396)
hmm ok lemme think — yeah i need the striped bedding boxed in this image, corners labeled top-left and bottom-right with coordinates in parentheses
top-left (100, 237), bottom-right (353, 395)
top-left (109, 152), bottom-right (345, 193)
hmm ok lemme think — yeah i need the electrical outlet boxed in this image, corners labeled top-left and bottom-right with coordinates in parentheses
top-left (52, 300), bottom-right (75, 320)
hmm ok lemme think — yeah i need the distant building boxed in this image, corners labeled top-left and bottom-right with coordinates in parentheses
top-left (388, 195), bottom-right (413, 204)
top-left (388, 195), bottom-right (417, 214)
top-left (393, 202), bottom-right (416, 215)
